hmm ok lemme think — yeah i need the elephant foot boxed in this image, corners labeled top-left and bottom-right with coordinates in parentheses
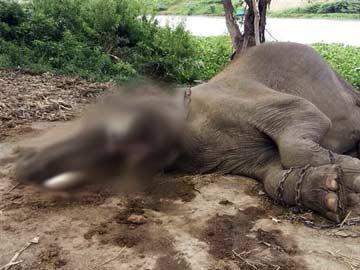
top-left (299, 165), bottom-right (347, 222)
top-left (334, 156), bottom-right (360, 206)
top-left (267, 164), bottom-right (347, 223)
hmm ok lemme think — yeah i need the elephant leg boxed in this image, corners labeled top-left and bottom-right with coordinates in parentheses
top-left (256, 96), bottom-right (360, 205)
top-left (261, 160), bottom-right (347, 223)
top-left (276, 125), bottom-right (360, 205)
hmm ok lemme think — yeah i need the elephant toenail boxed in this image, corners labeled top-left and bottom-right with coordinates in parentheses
top-left (326, 176), bottom-right (338, 191)
top-left (325, 193), bottom-right (338, 212)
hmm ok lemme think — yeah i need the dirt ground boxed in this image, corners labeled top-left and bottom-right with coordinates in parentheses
top-left (1, 71), bottom-right (360, 270)
top-left (0, 69), bottom-right (111, 140)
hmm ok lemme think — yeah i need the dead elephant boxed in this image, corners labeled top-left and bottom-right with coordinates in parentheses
top-left (16, 42), bottom-right (360, 223)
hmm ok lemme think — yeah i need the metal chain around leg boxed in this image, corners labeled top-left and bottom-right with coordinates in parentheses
top-left (276, 167), bottom-right (296, 205)
top-left (295, 164), bottom-right (311, 207)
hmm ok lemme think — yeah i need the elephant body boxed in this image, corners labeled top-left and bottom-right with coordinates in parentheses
top-left (16, 42), bottom-right (360, 223)
top-left (185, 42), bottom-right (360, 175)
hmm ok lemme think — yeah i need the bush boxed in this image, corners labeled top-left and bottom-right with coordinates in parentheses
top-left (0, 0), bottom-right (26, 39)
top-left (0, 0), bottom-right (25, 27)
top-left (132, 25), bottom-right (198, 82)
top-left (0, 0), bottom-right (228, 83)
top-left (194, 36), bottom-right (232, 80)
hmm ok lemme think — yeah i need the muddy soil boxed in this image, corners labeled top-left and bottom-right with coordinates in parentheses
top-left (1, 71), bottom-right (360, 270)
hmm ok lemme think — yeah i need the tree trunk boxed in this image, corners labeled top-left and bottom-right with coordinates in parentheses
top-left (222, 0), bottom-right (243, 52)
top-left (243, 0), bottom-right (256, 48)
top-left (223, 0), bottom-right (271, 54)
top-left (259, 0), bottom-right (270, 43)
top-left (252, 0), bottom-right (260, 45)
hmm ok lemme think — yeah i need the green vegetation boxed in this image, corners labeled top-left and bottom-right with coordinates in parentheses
top-left (191, 36), bottom-right (232, 80)
top-left (0, 1), bottom-right (359, 89)
top-left (153, 0), bottom-right (240, 16)
top-left (0, 0), bottom-right (231, 83)
top-left (269, 12), bottom-right (360, 20)
top-left (313, 44), bottom-right (360, 90)
top-left (270, 0), bottom-right (360, 20)
top-left (153, 0), bottom-right (360, 19)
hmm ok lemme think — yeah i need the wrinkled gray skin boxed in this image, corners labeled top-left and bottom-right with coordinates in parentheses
top-left (16, 42), bottom-right (360, 223)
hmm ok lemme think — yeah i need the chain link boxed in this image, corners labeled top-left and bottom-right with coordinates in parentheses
top-left (295, 164), bottom-right (311, 207)
top-left (277, 162), bottom-right (346, 218)
top-left (276, 167), bottom-right (295, 205)
top-left (276, 164), bottom-right (312, 207)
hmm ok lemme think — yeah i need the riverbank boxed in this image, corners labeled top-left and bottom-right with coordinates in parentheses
top-left (269, 12), bottom-right (360, 20)
top-left (155, 15), bottom-right (360, 89)
top-left (156, 16), bottom-right (360, 46)
top-left (155, 0), bottom-right (360, 20)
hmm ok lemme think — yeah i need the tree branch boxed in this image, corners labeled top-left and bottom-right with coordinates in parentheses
top-left (252, 0), bottom-right (260, 45)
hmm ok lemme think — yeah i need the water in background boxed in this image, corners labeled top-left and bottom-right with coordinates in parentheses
top-left (156, 15), bottom-right (360, 46)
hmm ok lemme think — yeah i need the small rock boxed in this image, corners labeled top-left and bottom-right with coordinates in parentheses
top-left (219, 200), bottom-right (233, 206)
top-left (127, 214), bottom-right (147, 225)
top-left (258, 191), bottom-right (265, 195)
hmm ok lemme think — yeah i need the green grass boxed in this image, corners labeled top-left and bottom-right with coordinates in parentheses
top-left (313, 44), bottom-right (360, 90)
top-left (193, 38), bottom-right (360, 90)
top-left (269, 11), bottom-right (360, 20)
top-left (192, 37), bottom-right (360, 90)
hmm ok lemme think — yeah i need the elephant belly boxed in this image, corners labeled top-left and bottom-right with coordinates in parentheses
top-left (186, 111), bottom-right (278, 178)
